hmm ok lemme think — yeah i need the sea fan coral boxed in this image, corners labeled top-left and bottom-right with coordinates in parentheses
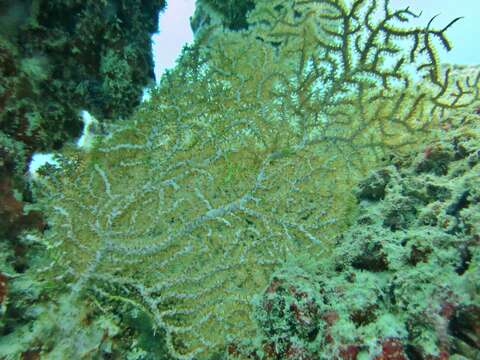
top-left (34, 0), bottom-right (479, 358)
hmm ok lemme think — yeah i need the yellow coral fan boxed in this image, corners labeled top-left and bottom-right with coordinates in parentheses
top-left (36, 0), bottom-right (478, 358)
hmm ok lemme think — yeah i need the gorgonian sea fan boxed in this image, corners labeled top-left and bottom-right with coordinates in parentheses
top-left (36, 0), bottom-right (479, 358)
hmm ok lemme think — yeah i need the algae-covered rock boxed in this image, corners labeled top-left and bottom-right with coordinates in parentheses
top-left (190, 0), bottom-right (256, 33)
top-left (234, 118), bottom-right (480, 359)
top-left (0, 0), bottom-right (166, 241)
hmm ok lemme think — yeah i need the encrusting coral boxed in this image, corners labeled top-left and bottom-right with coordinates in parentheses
top-left (8, 0), bottom-right (479, 358)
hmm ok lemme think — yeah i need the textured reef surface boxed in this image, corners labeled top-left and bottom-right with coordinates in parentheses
top-left (0, 0), bottom-right (479, 359)
top-left (229, 117), bottom-right (480, 359)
